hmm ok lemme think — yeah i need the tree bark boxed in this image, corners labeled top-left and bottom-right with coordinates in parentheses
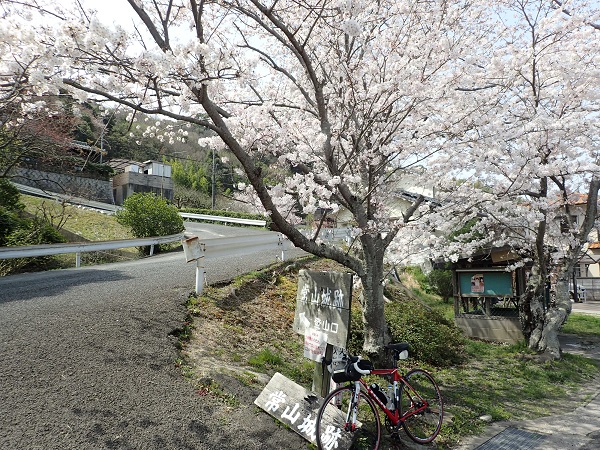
top-left (357, 239), bottom-right (390, 364)
top-left (536, 268), bottom-right (572, 359)
top-left (359, 253), bottom-right (388, 354)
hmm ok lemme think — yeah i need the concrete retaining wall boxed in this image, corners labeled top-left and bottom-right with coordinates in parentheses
top-left (455, 315), bottom-right (524, 343)
top-left (12, 167), bottom-right (113, 203)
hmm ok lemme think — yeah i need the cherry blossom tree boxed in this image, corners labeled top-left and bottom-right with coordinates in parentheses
top-left (0, 0), bottom-right (495, 355)
top-left (0, 10), bottom-right (76, 179)
top-left (429, 0), bottom-right (600, 358)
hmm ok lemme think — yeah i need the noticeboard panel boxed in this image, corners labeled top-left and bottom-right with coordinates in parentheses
top-left (459, 271), bottom-right (513, 296)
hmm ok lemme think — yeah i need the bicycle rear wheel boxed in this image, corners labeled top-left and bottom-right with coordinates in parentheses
top-left (399, 369), bottom-right (443, 444)
top-left (316, 385), bottom-right (381, 450)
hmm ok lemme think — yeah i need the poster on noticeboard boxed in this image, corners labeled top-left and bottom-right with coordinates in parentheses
top-left (471, 273), bottom-right (485, 293)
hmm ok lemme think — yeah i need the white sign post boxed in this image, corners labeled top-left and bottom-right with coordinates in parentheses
top-left (181, 236), bottom-right (206, 295)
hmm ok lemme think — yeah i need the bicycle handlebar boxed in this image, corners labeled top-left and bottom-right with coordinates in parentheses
top-left (352, 356), bottom-right (372, 375)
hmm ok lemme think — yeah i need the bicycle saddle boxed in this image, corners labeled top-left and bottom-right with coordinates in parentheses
top-left (385, 342), bottom-right (410, 353)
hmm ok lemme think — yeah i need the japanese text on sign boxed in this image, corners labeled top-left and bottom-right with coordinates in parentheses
top-left (293, 270), bottom-right (352, 349)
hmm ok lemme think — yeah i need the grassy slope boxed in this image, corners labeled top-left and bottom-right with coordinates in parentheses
top-left (19, 195), bottom-right (136, 268)
top-left (21, 195), bottom-right (132, 241)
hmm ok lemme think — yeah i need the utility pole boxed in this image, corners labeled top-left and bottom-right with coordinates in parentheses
top-left (211, 147), bottom-right (216, 209)
top-left (100, 128), bottom-right (104, 164)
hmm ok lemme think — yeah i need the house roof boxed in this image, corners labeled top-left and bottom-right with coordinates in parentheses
top-left (567, 193), bottom-right (589, 205)
top-left (588, 242), bottom-right (600, 249)
top-left (106, 158), bottom-right (143, 173)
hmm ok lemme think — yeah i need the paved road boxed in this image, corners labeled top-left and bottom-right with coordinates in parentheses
top-left (0, 224), bottom-right (307, 450)
top-left (572, 300), bottom-right (600, 316)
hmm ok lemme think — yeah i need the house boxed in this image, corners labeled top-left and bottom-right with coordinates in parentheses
top-left (558, 193), bottom-right (600, 301)
top-left (109, 159), bottom-right (174, 205)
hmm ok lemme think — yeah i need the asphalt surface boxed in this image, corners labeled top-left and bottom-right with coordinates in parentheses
top-left (0, 223), bottom-right (308, 450)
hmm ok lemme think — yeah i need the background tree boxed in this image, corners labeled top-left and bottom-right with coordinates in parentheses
top-left (429, 0), bottom-right (600, 358)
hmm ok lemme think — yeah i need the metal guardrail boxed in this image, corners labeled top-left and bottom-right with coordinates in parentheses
top-left (181, 232), bottom-right (290, 294)
top-left (14, 182), bottom-right (268, 227)
top-left (180, 212), bottom-right (267, 227)
top-left (0, 233), bottom-right (185, 268)
top-left (14, 183), bottom-right (121, 213)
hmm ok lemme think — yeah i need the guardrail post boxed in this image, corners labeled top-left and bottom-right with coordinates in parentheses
top-left (182, 235), bottom-right (206, 295)
top-left (196, 260), bottom-right (205, 295)
top-left (76, 252), bottom-right (81, 268)
top-left (149, 244), bottom-right (155, 256)
top-left (278, 234), bottom-right (286, 262)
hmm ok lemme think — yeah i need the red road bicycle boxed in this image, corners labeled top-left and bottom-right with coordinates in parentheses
top-left (315, 343), bottom-right (443, 450)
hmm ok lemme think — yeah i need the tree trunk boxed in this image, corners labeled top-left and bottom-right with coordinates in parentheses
top-left (358, 242), bottom-right (389, 361)
top-left (534, 267), bottom-right (572, 359)
top-left (520, 263), bottom-right (546, 343)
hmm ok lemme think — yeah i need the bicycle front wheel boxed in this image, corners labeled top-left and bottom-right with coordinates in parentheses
top-left (316, 385), bottom-right (381, 450)
top-left (399, 369), bottom-right (443, 444)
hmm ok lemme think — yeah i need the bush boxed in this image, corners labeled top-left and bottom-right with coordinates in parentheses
top-left (347, 285), bottom-right (466, 368)
top-left (385, 296), bottom-right (466, 367)
top-left (0, 179), bottom-right (24, 212)
top-left (116, 193), bottom-right (184, 254)
top-left (0, 217), bottom-right (67, 275)
top-left (0, 208), bottom-right (22, 246)
top-left (427, 268), bottom-right (454, 303)
top-left (6, 218), bottom-right (66, 246)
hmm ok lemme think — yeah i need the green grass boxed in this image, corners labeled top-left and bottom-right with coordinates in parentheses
top-left (389, 268), bottom-right (600, 447)
top-left (248, 348), bottom-right (285, 369)
top-left (434, 337), bottom-right (599, 446)
top-left (21, 195), bottom-right (132, 241)
top-left (18, 195), bottom-right (138, 269)
top-left (562, 313), bottom-right (600, 336)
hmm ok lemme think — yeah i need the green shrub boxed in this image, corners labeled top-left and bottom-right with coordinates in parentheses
top-left (385, 297), bottom-right (466, 367)
top-left (0, 217), bottom-right (66, 275)
top-left (0, 208), bottom-right (22, 246)
top-left (427, 268), bottom-right (454, 303)
top-left (346, 305), bottom-right (367, 356)
top-left (0, 179), bottom-right (24, 212)
top-left (348, 285), bottom-right (466, 368)
top-left (6, 218), bottom-right (66, 246)
top-left (116, 193), bottom-right (184, 253)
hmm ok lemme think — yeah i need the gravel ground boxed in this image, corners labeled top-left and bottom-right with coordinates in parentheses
top-left (0, 226), bottom-right (309, 450)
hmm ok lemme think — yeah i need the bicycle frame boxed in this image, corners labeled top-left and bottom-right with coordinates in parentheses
top-left (355, 368), bottom-right (431, 428)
